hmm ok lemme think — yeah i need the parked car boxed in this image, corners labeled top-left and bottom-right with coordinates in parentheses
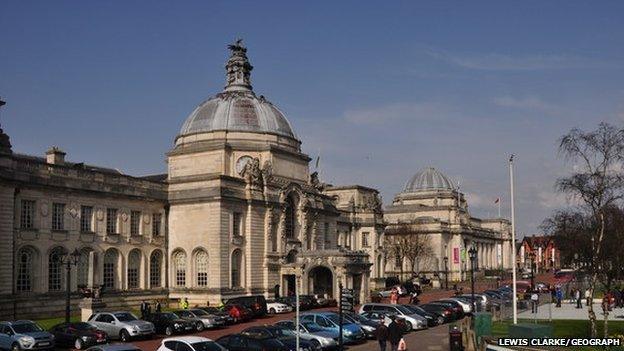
top-left (343, 313), bottom-right (381, 339)
top-left (143, 312), bottom-right (195, 336)
top-left (418, 304), bottom-right (453, 324)
top-left (300, 312), bottom-right (365, 344)
top-left (173, 309), bottom-right (221, 331)
top-left (427, 301), bottom-right (463, 320)
top-left (300, 295), bottom-right (321, 308)
top-left (49, 322), bottom-right (107, 349)
top-left (88, 312), bottom-right (155, 342)
top-left (224, 295), bottom-right (268, 317)
top-left (358, 303), bottom-right (427, 331)
top-left (437, 298), bottom-right (472, 314)
top-left (197, 307), bottom-right (235, 325)
top-left (398, 305), bottom-right (438, 327)
top-left (273, 320), bottom-right (339, 350)
top-left (85, 345), bottom-right (142, 351)
top-left (0, 320), bottom-right (55, 351)
top-left (241, 326), bottom-right (321, 351)
top-left (156, 336), bottom-right (226, 351)
top-left (266, 300), bottom-right (293, 314)
top-left (216, 333), bottom-right (291, 351)
top-left (222, 304), bottom-right (252, 323)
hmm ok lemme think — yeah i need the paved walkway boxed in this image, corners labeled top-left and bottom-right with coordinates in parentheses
top-left (348, 323), bottom-right (450, 351)
top-left (517, 302), bottom-right (624, 321)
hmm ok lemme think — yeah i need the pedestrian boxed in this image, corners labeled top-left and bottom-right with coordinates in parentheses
top-left (555, 287), bottom-right (562, 308)
top-left (146, 301), bottom-right (152, 316)
top-left (531, 291), bottom-right (539, 313)
top-left (140, 300), bottom-right (148, 319)
top-left (155, 300), bottom-right (162, 313)
top-left (409, 292), bottom-right (419, 305)
top-left (585, 288), bottom-right (591, 307)
top-left (374, 318), bottom-right (389, 351)
top-left (575, 288), bottom-right (582, 309)
top-left (180, 297), bottom-right (189, 309)
top-left (390, 287), bottom-right (398, 305)
top-left (387, 318), bottom-right (403, 351)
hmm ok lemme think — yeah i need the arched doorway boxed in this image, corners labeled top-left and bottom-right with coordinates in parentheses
top-left (308, 266), bottom-right (333, 298)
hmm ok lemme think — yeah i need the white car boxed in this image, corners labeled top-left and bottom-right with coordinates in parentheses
top-left (266, 301), bottom-right (293, 314)
top-left (358, 303), bottom-right (427, 331)
top-left (157, 336), bottom-right (226, 351)
top-left (439, 298), bottom-right (472, 313)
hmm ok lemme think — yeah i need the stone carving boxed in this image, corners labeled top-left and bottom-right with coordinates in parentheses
top-left (261, 160), bottom-right (272, 183)
top-left (239, 157), bottom-right (263, 189)
top-left (347, 196), bottom-right (355, 211)
top-left (309, 171), bottom-right (325, 191)
top-left (40, 201), bottom-right (49, 217)
top-left (363, 193), bottom-right (383, 212)
top-left (225, 39), bottom-right (253, 89)
top-left (96, 209), bottom-right (104, 221)
top-left (121, 211), bottom-right (128, 222)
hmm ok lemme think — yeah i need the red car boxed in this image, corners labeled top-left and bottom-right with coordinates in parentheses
top-left (224, 304), bottom-right (252, 323)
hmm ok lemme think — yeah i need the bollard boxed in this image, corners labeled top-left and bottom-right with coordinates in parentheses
top-left (449, 325), bottom-right (464, 351)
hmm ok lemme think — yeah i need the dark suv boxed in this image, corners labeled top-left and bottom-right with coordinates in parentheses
top-left (224, 295), bottom-right (267, 317)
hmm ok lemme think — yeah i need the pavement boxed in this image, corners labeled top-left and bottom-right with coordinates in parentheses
top-left (517, 302), bottom-right (624, 321)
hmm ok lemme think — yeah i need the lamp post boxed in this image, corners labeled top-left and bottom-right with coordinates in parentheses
top-left (529, 252), bottom-right (535, 291)
top-left (59, 248), bottom-right (81, 323)
top-left (443, 256), bottom-right (449, 290)
top-left (468, 246), bottom-right (477, 312)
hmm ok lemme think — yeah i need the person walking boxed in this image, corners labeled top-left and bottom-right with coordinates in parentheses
top-left (387, 318), bottom-right (403, 351)
top-left (140, 300), bottom-right (148, 319)
top-left (530, 290), bottom-right (539, 313)
top-left (390, 287), bottom-right (398, 305)
top-left (555, 287), bottom-right (563, 308)
top-left (374, 319), bottom-right (389, 351)
top-left (575, 288), bottom-right (582, 309)
top-left (180, 297), bottom-right (189, 309)
top-left (155, 300), bottom-right (162, 313)
top-left (585, 288), bottom-right (591, 307)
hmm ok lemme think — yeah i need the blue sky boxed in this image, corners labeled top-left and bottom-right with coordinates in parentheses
top-left (1, 1), bottom-right (623, 236)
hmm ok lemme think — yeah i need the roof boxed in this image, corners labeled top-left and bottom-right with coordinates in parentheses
top-left (403, 167), bottom-right (455, 193)
top-left (162, 336), bottom-right (214, 343)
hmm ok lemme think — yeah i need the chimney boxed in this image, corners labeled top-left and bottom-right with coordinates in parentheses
top-left (46, 146), bottom-right (66, 165)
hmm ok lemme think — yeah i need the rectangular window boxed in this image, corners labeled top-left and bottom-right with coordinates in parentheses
top-left (176, 269), bottom-right (186, 287)
top-left (362, 232), bottom-right (370, 247)
top-left (103, 262), bottom-right (114, 289)
top-left (131, 211), bottom-right (141, 236)
top-left (80, 206), bottom-right (93, 232)
top-left (324, 222), bottom-right (331, 246)
top-left (20, 200), bottom-right (35, 229)
top-left (127, 268), bottom-right (139, 289)
top-left (106, 208), bottom-right (118, 234)
top-left (52, 203), bottom-right (65, 231)
top-left (232, 212), bottom-right (242, 236)
top-left (152, 213), bottom-right (161, 236)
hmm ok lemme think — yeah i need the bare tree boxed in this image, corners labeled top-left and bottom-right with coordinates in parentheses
top-left (385, 224), bottom-right (434, 282)
top-left (554, 122), bottom-right (624, 337)
top-left (384, 234), bottom-right (409, 281)
top-left (404, 234), bottom-right (434, 278)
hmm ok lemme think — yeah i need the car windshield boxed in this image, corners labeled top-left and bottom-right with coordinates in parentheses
top-left (191, 309), bottom-right (208, 316)
top-left (326, 314), bottom-right (346, 325)
top-left (302, 322), bottom-right (325, 332)
top-left (342, 315), bottom-right (357, 323)
top-left (396, 305), bottom-right (413, 314)
top-left (191, 342), bottom-right (223, 351)
top-left (72, 323), bottom-right (95, 331)
top-left (161, 313), bottom-right (178, 320)
top-left (12, 323), bottom-right (43, 333)
top-left (400, 305), bottom-right (418, 313)
top-left (114, 313), bottom-right (137, 322)
top-left (267, 328), bottom-right (287, 337)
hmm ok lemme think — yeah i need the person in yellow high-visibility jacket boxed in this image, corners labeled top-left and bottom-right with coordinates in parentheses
top-left (180, 297), bottom-right (189, 309)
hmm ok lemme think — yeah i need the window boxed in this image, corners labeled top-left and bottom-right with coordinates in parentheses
top-left (196, 250), bottom-right (209, 287)
top-left (231, 249), bottom-right (242, 288)
top-left (127, 250), bottom-right (140, 289)
top-left (345, 233), bottom-right (352, 249)
top-left (51, 203), bottom-right (65, 231)
top-left (285, 197), bottom-right (295, 239)
top-left (173, 251), bottom-right (186, 287)
top-left (48, 247), bottom-right (64, 291)
top-left (150, 250), bottom-right (162, 288)
top-left (77, 248), bottom-right (92, 287)
top-left (130, 211), bottom-right (141, 236)
top-left (103, 250), bottom-right (118, 289)
top-left (232, 212), bottom-right (242, 237)
top-left (362, 232), bottom-right (370, 247)
top-left (324, 222), bottom-right (331, 246)
top-left (20, 200), bottom-right (35, 229)
top-left (152, 213), bottom-right (162, 236)
top-left (16, 247), bottom-right (34, 292)
top-left (106, 208), bottom-right (118, 234)
top-left (80, 206), bottom-right (93, 232)
top-left (395, 255), bottom-right (402, 269)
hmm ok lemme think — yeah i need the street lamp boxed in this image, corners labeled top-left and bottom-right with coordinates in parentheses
top-left (58, 248), bottom-right (81, 323)
top-left (468, 246), bottom-right (477, 312)
top-left (443, 256), bottom-right (449, 290)
top-left (529, 252), bottom-right (535, 291)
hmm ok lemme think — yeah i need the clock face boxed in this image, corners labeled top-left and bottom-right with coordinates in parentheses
top-left (236, 156), bottom-right (253, 175)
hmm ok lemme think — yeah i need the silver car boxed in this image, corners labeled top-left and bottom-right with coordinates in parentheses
top-left (174, 310), bottom-right (220, 331)
top-left (274, 320), bottom-right (338, 350)
top-left (358, 303), bottom-right (427, 331)
top-left (88, 312), bottom-right (154, 342)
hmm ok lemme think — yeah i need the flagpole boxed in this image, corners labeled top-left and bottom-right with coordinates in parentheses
top-left (509, 154), bottom-right (518, 324)
top-left (498, 199), bottom-right (501, 218)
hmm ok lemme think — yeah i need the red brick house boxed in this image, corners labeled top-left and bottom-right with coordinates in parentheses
top-left (516, 234), bottom-right (560, 272)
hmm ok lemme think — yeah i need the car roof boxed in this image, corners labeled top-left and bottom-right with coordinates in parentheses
top-left (89, 344), bottom-right (141, 351)
top-left (0, 320), bottom-right (36, 325)
top-left (163, 336), bottom-right (213, 343)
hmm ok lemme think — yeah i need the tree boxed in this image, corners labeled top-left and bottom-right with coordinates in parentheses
top-left (384, 224), bottom-right (434, 281)
top-left (551, 122), bottom-right (624, 337)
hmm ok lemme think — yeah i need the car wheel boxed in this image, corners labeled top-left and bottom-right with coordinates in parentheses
top-left (165, 326), bottom-right (173, 336)
top-left (405, 321), bottom-right (413, 331)
top-left (437, 316), bottom-right (445, 325)
top-left (74, 338), bottom-right (84, 350)
top-left (196, 321), bottom-right (205, 331)
top-left (310, 339), bottom-right (321, 350)
top-left (269, 308), bottom-right (276, 314)
top-left (120, 329), bottom-right (131, 342)
top-left (11, 343), bottom-right (20, 351)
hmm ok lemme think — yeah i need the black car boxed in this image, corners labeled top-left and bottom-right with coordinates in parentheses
top-left (241, 326), bottom-right (320, 351)
top-left (224, 295), bottom-right (268, 317)
top-left (400, 305), bottom-right (438, 327)
top-left (343, 313), bottom-right (380, 339)
top-left (143, 312), bottom-right (195, 336)
top-left (419, 303), bottom-right (453, 324)
top-left (429, 301), bottom-right (464, 320)
top-left (277, 296), bottom-right (314, 310)
top-left (49, 322), bottom-right (107, 350)
top-left (198, 307), bottom-right (235, 324)
top-left (216, 333), bottom-right (290, 351)
top-left (299, 295), bottom-right (320, 309)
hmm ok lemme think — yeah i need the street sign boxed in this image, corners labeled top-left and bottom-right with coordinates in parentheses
top-left (340, 288), bottom-right (354, 314)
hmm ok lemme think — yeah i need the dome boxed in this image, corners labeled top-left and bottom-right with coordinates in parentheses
top-left (403, 167), bottom-right (455, 192)
top-left (177, 40), bottom-right (297, 140)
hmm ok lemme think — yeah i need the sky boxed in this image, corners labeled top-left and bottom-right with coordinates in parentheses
top-left (1, 1), bottom-right (624, 236)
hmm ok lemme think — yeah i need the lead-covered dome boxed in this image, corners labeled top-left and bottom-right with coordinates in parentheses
top-left (404, 167), bottom-right (455, 192)
top-left (177, 40), bottom-right (297, 140)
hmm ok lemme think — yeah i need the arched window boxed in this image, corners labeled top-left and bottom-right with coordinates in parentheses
top-left (231, 249), bottom-right (242, 288)
top-left (76, 248), bottom-right (93, 288)
top-left (195, 250), bottom-right (209, 287)
top-left (150, 250), bottom-right (162, 288)
top-left (103, 249), bottom-right (118, 289)
top-left (172, 251), bottom-right (186, 287)
top-left (48, 247), bottom-right (65, 292)
top-left (17, 247), bottom-right (34, 292)
top-left (127, 250), bottom-right (141, 289)
top-left (284, 197), bottom-right (296, 239)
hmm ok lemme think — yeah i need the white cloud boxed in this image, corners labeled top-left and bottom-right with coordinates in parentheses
top-left (342, 102), bottom-right (453, 125)
top-left (492, 96), bottom-right (561, 114)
